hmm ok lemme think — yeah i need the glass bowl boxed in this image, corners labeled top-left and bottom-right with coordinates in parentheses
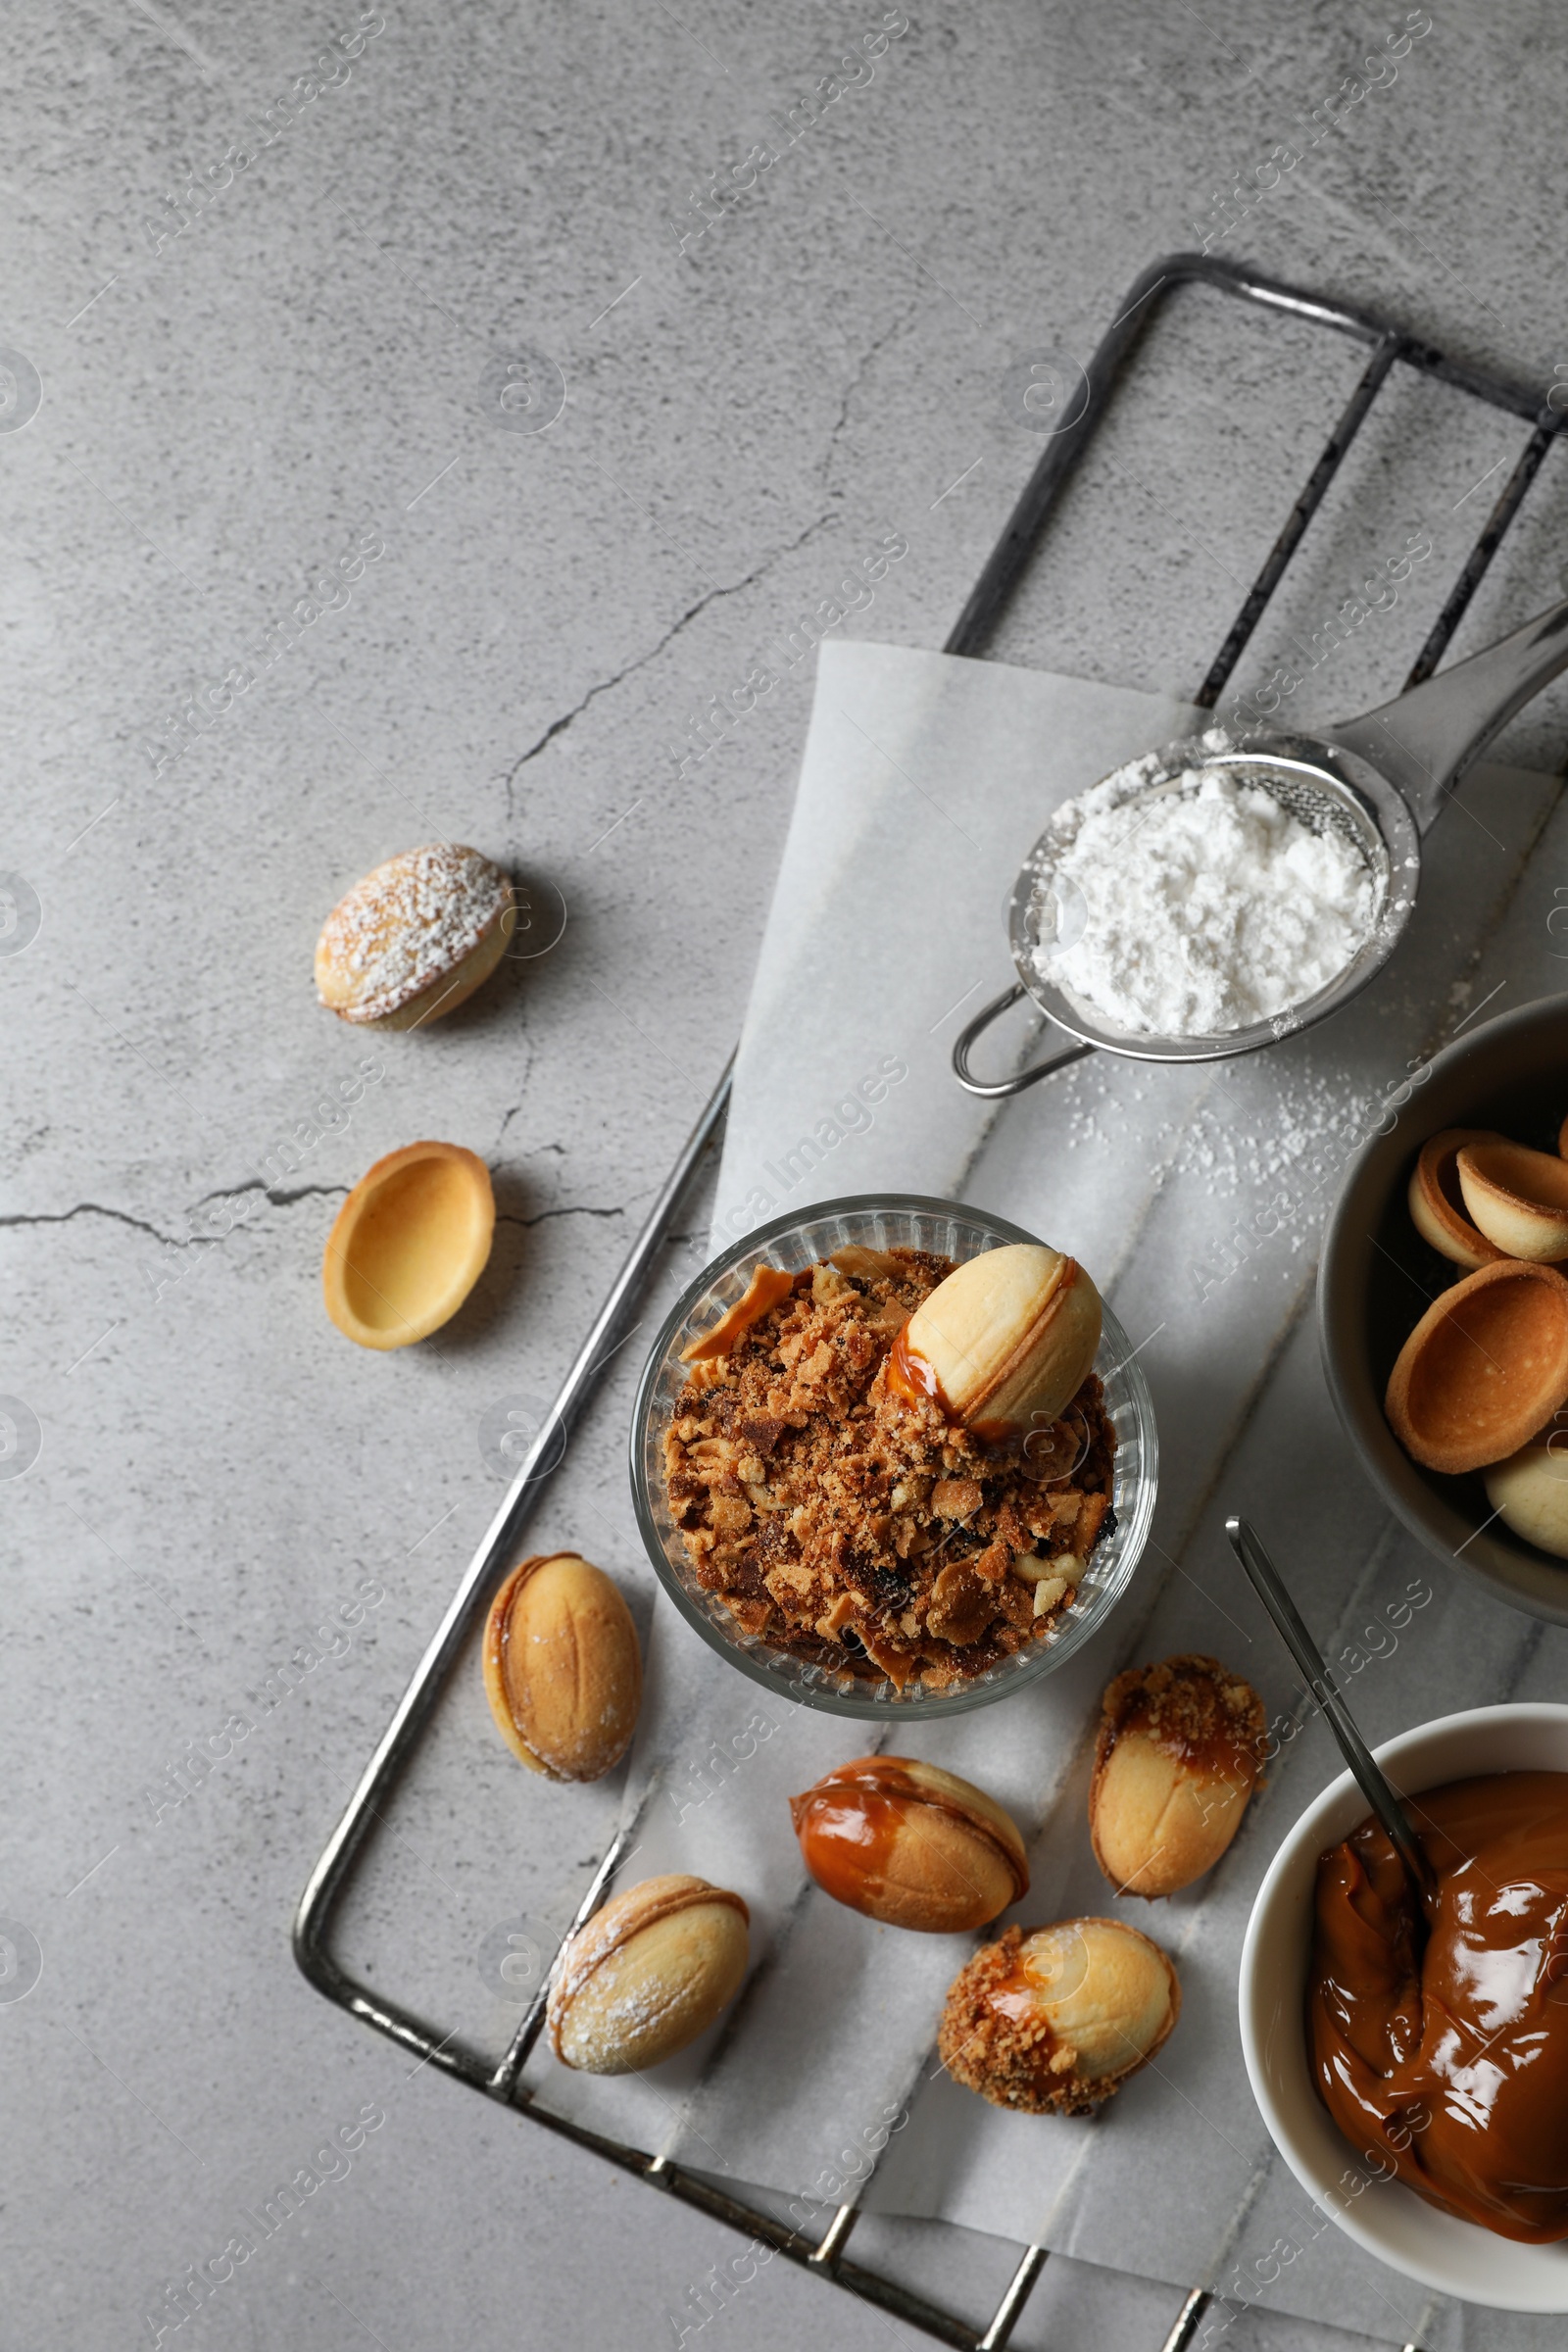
top-left (628, 1194), bottom-right (1157, 1719)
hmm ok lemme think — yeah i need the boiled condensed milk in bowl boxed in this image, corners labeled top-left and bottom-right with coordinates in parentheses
top-left (1240, 1702), bottom-right (1568, 2309)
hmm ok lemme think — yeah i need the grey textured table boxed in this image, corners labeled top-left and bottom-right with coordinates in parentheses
top-left (7, 2), bottom-right (1568, 2346)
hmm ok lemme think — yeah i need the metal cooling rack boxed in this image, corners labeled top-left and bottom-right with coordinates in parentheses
top-left (294, 252), bottom-right (1568, 2352)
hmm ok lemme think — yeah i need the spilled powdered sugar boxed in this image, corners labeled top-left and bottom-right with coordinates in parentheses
top-left (1032, 747), bottom-right (1376, 1037)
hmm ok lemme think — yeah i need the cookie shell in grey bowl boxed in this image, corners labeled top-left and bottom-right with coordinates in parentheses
top-left (628, 1193), bottom-right (1156, 1719)
top-left (1319, 992), bottom-right (1568, 1624)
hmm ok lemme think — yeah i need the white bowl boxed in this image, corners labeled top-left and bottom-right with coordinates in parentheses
top-left (1239, 1702), bottom-right (1568, 2311)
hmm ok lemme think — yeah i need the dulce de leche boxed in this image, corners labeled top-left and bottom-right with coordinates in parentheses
top-left (1308, 1770), bottom-right (1568, 2241)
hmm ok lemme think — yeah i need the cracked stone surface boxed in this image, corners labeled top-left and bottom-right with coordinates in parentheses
top-left (6, 3), bottom-right (1568, 2348)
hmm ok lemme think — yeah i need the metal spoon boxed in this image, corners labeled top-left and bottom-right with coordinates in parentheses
top-left (1225, 1515), bottom-right (1435, 1900)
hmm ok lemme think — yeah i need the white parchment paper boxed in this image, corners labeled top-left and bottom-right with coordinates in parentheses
top-left (522, 639), bottom-right (1568, 2351)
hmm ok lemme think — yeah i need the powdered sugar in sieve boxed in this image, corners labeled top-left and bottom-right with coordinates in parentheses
top-left (1027, 732), bottom-right (1387, 1040)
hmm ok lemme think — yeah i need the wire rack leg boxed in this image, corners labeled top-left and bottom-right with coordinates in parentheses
top-left (1160, 2287), bottom-right (1211, 2352)
top-left (975, 2245), bottom-right (1050, 2351)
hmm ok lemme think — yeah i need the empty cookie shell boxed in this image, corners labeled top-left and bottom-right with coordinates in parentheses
top-left (1457, 1141), bottom-right (1568, 1262)
top-left (1385, 1259), bottom-right (1568, 1475)
top-left (1406, 1129), bottom-right (1507, 1269)
top-left (316, 843), bottom-right (514, 1029)
top-left (323, 1141), bottom-right (494, 1349)
top-left (1485, 1437), bottom-right (1568, 1558)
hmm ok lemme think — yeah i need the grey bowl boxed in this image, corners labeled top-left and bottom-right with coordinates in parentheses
top-left (1319, 992), bottom-right (1568, 1624)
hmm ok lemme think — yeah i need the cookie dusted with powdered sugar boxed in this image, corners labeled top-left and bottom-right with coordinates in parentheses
top-left (315, 842), bottom-right (514, 1029)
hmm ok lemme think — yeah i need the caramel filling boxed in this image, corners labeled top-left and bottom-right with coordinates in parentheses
top-left (682, 1263), bottom-right (797, 1361)
top-left (887, 1324), bottom-right (952, 1414)
top-left (1309, 1769), bottom-right (1568, 2243)
top-left (791, 1759), bottom-right (1025, 1911)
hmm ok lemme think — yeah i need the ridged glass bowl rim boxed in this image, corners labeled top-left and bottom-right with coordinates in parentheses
top-left (628, 1192), bottom-right (1158, 1719)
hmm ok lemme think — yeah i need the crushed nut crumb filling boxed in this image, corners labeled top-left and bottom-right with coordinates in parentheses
top-left (662, 1247), bottom-right (1116, 1691)
top-left (938, 1927), bottom-right (1099, 2115)
top-left (1099, 1654), bottom-right (1266, 1773)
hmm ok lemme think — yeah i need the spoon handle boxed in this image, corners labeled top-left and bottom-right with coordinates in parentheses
top-left (1225, 1517), bottom-right (1436, 1899)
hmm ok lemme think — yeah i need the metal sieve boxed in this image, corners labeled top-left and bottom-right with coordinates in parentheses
top-left (955, 594), bottom-right (1568, 1096)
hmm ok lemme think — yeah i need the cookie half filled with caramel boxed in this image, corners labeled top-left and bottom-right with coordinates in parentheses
top-left (790, 1755), bottom-right (1027, 1932)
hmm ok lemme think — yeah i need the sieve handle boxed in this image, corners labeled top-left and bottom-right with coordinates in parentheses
top-left (1331, 592), bottom-right (1568, 831)
top-left (952, 982), bottom-right (1096, 1098)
